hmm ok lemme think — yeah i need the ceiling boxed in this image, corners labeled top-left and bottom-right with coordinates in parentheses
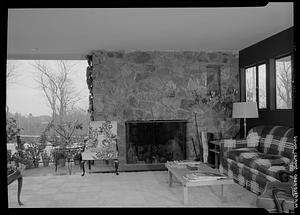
top-left (7, 3), bottom-right (294, 60)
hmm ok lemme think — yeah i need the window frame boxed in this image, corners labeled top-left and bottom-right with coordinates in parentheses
top-left (244, 61), bottom-right (268, 110)
top-left (274, 53), bottom-right (294, 110)
top-left (245, 65), bottom-right (257, 104)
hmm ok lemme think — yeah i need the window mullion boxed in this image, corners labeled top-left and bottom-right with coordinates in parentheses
top-left (256, 65), bottom-right (259, 108)
top-left (269, 59), bottom-right (276, 111)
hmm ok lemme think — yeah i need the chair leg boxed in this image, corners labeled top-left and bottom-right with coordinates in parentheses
top-left (55, 160), bottom-right (58, 173)
top-left (88, 160), bottom-right (91, 174)
top-left (272, 189), bottom-right (290, 213)
top-left (17, 175), bottom-right (23, 205)
top-left (114, 160), bottom-right (119, 175)
top-left (81, 161), bottom-right (86, 176)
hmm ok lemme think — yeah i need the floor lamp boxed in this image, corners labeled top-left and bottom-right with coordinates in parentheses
top-left (232, 102), bottom-right (258, 138)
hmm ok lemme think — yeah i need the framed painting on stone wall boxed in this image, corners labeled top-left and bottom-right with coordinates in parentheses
top-left (206, 64), bottom-right (221, 95)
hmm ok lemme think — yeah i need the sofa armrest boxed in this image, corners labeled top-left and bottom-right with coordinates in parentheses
top-left (278, 170), bottom-right (294, 182)
top-left (219, 139), bottom-right (249, 158)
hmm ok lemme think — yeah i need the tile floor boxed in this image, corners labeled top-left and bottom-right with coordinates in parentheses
top-left (8, 170), bottom-right (258, 208)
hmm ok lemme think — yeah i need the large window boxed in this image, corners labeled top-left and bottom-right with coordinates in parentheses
top-left (245, 63), bottom-right (266, 109)
top-left (6, 60), bottom-right (90, 135)
top-left (258, 64), bottom-right (267, 109)
top-left (245, 66), bottom-right (256, 103)
top-left (275, 55), bottom-right (292, 109)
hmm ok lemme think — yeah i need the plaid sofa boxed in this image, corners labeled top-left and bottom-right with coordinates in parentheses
top-left (219, 125), bottom-right (294, 195)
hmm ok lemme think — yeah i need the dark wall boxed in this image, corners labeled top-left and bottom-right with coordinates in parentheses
top-left (247, 110), bottom-right (293, 128)
top-left (239, 27), bottom-right (294, 130)
top-left (239, 27), bottom-right (294, 66)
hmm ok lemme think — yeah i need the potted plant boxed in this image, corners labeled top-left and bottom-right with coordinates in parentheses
top-left (12, 150), bottom-right (33, 169)
top-left (52, 149), bottom-right (67, 167)
top-left (73, 152), bottom-right (81, 165)
top-left (7, 150), bottom-right (12, 163)
top-left (10, 136), bottom-right (34, 169)
top-left (41, 151), bottom-right (50, 167)
top-left (27, 145), bottom-right (41, 168)
top-left (44, 119), bottom-right (83, 165)
top-left (48, 120), bottom-right (83, 148)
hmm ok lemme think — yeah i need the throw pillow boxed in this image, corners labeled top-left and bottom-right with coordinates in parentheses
top-left (247, 132), bottom-right (260, 147)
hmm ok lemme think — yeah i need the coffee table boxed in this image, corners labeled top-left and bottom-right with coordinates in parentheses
top-left (165, 161), bottom-right (234, 205)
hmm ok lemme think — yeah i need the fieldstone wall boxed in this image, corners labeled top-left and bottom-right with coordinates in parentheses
top-left (89, 50), bottom-right (240, 163)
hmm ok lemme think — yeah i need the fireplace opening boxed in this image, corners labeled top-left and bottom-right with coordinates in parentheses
top-left (125, 120), bottom-right (187, 164)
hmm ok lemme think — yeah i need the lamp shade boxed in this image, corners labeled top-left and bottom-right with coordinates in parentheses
top-left (232, 102), bottom-right (258, 118)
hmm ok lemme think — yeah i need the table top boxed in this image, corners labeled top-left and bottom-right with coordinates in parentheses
top-left (165, 161), bottom-right (233, 187)
top-left (209, 139), bottom-right (223, 145)
top-left (7, 169), bottom-right (22, 185)
top-left (209, 139), bottom-right (246, 145)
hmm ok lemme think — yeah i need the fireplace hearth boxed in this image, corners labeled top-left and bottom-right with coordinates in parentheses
top-left (125, 120), bottom-right (187, 164)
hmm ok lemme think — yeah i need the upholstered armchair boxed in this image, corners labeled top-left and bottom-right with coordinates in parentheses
top-left (80, 121), bottom-right (119, 176)
top-left (256, 170), bottom-right (294, 213)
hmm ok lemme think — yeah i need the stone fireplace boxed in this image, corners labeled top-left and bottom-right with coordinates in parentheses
top-left (125, 120), bottom-right (187, 164)
top-left (88, 50), bottom-right (240, 166)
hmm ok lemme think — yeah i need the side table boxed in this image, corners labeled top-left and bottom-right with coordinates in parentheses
top-left (208, 138), bottom-right (244, 169)
top-left (208, 140), bottom-right (221, 169)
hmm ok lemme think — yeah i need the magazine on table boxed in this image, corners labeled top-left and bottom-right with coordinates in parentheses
top-left (170, 160), bottom-right (201, 165)
top-left (183, 171), bottom-right (227, 181)
top-left (166, 160), bottom-right (201, 168)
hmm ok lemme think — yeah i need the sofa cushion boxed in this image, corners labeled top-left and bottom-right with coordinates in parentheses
top-left (227, 148), bottom-right (290, 180)
top-left (258, 134), bottom-right (294, 159)
top-left (227, 147), bottom-right (259, 163)
top-left (248, 125), bottom-right (265, 137)
top-left (251, 153), bottom-right (290, 172)
top-left (262, 165), bottom-right (289, 180)
top-left (246, 132), bottom-right (260, 147)
top-left (220, 157), bottom-right (283, 195)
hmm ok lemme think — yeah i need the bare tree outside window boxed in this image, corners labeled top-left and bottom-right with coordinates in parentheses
top-left (31, 60), bottom-right (87, 147)
top-left (6, 60), bottom-right (22, 117)
top-left (276, 56), bottom-right (292, 109)
top-left (258, 64), bottom-right (266, 108)
top-left (6, 60), bottom-right (22, 85)
top-left (32, 60), bottom-right (81, 122)
top-left (246, 66), bottom-right (256, 103)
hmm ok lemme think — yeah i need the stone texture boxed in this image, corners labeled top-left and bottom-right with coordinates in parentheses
top-left (207, 64), bottom-right (221, 93)
top-left (123, 108), bottom-right (134, 119)
top-left (197, 52), bottom-right (209, 62)
top-left (127, 51), bottom-right (152, 64)
top-left (93, 96), bottom-right (105, 112)
top-left (162, 97), bottom-right (181, 109)
top-left (144, 64), bottom-right (156, 72)
top-left (90, 50), bottom-right (239, 163)
top-left (138, 100), bottom-right (154, 110)
top-left (128, 95), bottom-right (138, 107)
top-left (135, 71), bottom-right (152, 82)
top-left (180, 99), bottom-right (197, 111)
top-left (134, 109), bottom-right (144, 120)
